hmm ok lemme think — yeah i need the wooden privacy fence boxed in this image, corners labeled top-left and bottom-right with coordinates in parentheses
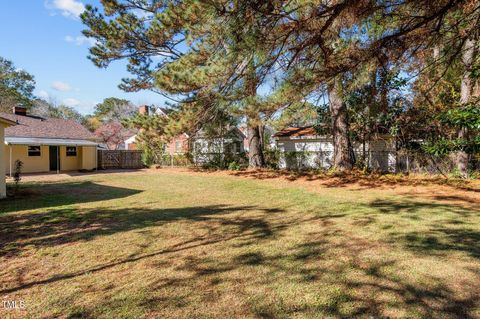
top-left (98, 150), bottom-right (144, 169)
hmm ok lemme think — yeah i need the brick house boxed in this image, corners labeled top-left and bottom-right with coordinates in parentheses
top-left (124, 105), bottom-right (190, 155)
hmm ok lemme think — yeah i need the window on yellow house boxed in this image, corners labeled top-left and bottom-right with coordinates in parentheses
top-left (66, 146), bottom-right (77, 156)
top-left (28, 146), bottom-right (41, 156)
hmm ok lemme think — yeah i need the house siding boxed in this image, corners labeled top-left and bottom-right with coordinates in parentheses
top-left (3, 145), bottom-right (97, 174)
top-left (4, 145), bottom-right (50, 173)
top-left (60, 146), bottom-right (81, 171)
top-left (81, 146), bottom-right (97, 170)
top-left (0, 123), bottom-right (6, 198)
top-left (166, 134), bottom-right (189, 155)
top-left (276, 137), bottom-right (396, 172)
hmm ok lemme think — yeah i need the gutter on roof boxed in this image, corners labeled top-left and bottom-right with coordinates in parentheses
top-left (0, 117), bottom-right (17, 126)
top-left (5, 137), bottom-right (99, 146)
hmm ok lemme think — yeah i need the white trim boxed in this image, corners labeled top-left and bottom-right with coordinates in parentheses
top-left (5, 137), bottom-right (98, 146)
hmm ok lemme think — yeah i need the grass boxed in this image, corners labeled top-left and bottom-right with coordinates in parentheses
top-left (0, 169), bottom-right (479, 318)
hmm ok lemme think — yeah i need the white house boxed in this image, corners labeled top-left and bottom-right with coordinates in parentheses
top-left (274, 126), bottom-right (397, 172)
top-left (192, 127), bottom-right (246, 164)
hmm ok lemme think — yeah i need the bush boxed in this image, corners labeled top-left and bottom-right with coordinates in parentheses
top-left (141, 147), bottom-right (156, 167)
top-left (228, 161), bottom-right (240, 171)
top-left (9, 160), bottom-right (24, 196)
top-left (196, 152), bottom-right (247, 170)
top-left (13, 160), bottom-right (23, 186)
top-left (264, 149), bottom-right (280, 169)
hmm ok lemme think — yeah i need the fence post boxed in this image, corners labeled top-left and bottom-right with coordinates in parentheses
top-left (97, 150), bottom-right (101, 170)
top-left (171, 154), bottom-right (174, 167)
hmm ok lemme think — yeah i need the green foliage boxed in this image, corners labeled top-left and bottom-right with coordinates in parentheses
top-left (13, 160), bottom-right (23, 191)
top-left (440, 103), bottom-right (480, 130)
top-left (264, 149), bottom-right (280, 169)
top-left (313, 104), bottom-right (331, 136)
top-left (140, 144), bottom-right (157, 167)
top-left (32, 99), bottom-right (85, 123)
top-left (80, 1), bottom-right (480, 173)
top-left (228, 161), bottom-right (240, 171)
top-left (0, 57), bottom-right (35, 112)
top-left (422, 102), bottom-right (480, 157)
top-left (94, 97), bottom-right (136, 122)
top-left (125, 111), bottom-right (168, 166)
top-left (423, 136), bottom-right (480, 157)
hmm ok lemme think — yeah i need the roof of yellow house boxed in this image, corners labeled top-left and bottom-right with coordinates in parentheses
top-left (0, 112), bottom-right (94, 140)
top-left (0, 116), bottom-right (17, 126)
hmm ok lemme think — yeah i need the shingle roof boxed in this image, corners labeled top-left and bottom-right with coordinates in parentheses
top-left (273, 126), bottom-right (319, 137)
top-left (0, 113), bottom-right (95, 140)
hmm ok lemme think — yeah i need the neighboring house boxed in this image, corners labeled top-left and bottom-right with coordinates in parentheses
top-left (166, 133), bottom-right (190, 155)
top-left (274, 126), bottom-right (397, 172)
top-left (192, 127), bottom-right (246, 164)
top-left (95, 122), bottom-right (134, 150)
top-left (2, 107), bottom-right (98, 174)
top-left (0, 116), bottom-right (16, 198)
top-left (125, 105), bottom-right (246, 161)
top-left (124, 105), bottom-right (190, 155)
top-left (124, 133), bottom-right (138, 150)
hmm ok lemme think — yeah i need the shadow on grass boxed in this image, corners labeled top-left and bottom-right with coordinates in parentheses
top-left (391, 228), bottom-right (480, 260)
top-left (0, 180), bottom-right (142, 214)
top-left (227, 168), bottom-right (480, 192)
top-left (2, 181), bottom-right (480, 318)
top-left (0, 204), bottom-right (286, 295)
top-left (0, 202), bottom-right (283, 258)
top-left (368, 198), bottom-right (479, 217)
top-left (59, 228), bottom-right (480, 319)
top-left (367, 199), bottom-right (480, 259)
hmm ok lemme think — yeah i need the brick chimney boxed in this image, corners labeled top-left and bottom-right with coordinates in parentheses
top-left (13, 106), bottom-right (27, 116)
top-left (138, 105), bottom-right (149, 115)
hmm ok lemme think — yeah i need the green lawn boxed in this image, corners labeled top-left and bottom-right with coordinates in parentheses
top-left (1, 170), bottom-right (479, 319)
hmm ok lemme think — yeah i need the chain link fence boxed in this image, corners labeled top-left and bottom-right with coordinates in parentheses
top-left (278, 150), bottom-right (478, 174)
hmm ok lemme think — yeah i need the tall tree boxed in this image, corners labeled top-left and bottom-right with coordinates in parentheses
top-left (81, 0), bottom-right (287, 168)
top-left (32, 98), bottom-right (85, 123)
top-left (328, 76), bottom-right (354, 169)
top-left (455, 38), bottom-right (476, 176)
top-left (81, 0), bottom-right (480, 173)
top-left (93, 97), bottom-right (136, 122)
top-left (0, 57), bottom-right (35, 112)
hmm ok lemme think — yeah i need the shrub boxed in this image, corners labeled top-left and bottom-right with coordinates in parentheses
top-left (228, 161), bottom-right (240, 171)
top-left (13, 160), bottom-right (23, 183)
top-left (264, 149), bottom-right (280, 169)
top-left (12, 160), bottom-right (23, 194)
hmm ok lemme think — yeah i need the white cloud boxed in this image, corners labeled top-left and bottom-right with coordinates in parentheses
top-left (38, 90), bottom-right (50, 100)
top-left (52, 81), bottom-right (72, 92)
top-left (46, 0), bottom-right (85, 18)
top-left (64, 35), bottom-right (96, 46)
top-left (63, 98), bottom-right (80, 107)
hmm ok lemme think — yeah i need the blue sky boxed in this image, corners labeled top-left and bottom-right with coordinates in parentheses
top-left (0, 0), bottom-right (166, 114)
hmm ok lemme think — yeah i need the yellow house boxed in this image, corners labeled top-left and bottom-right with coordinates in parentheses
top-left (2, 107), bottom-right (98, 175)
top-left (1, 116), bottom-right (16, 198)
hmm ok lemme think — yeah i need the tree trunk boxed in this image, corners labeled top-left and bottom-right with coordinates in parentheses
top-left (456, 38), bottom-right (475, 177)
top-left (378, 65), bottom-right (389, 116)
top-left (328, 77), bottom-right (354, 170)
top-left (247, 120), bottom-right (265, 168)
top-left (245, 61), bottom-right (265, 169)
